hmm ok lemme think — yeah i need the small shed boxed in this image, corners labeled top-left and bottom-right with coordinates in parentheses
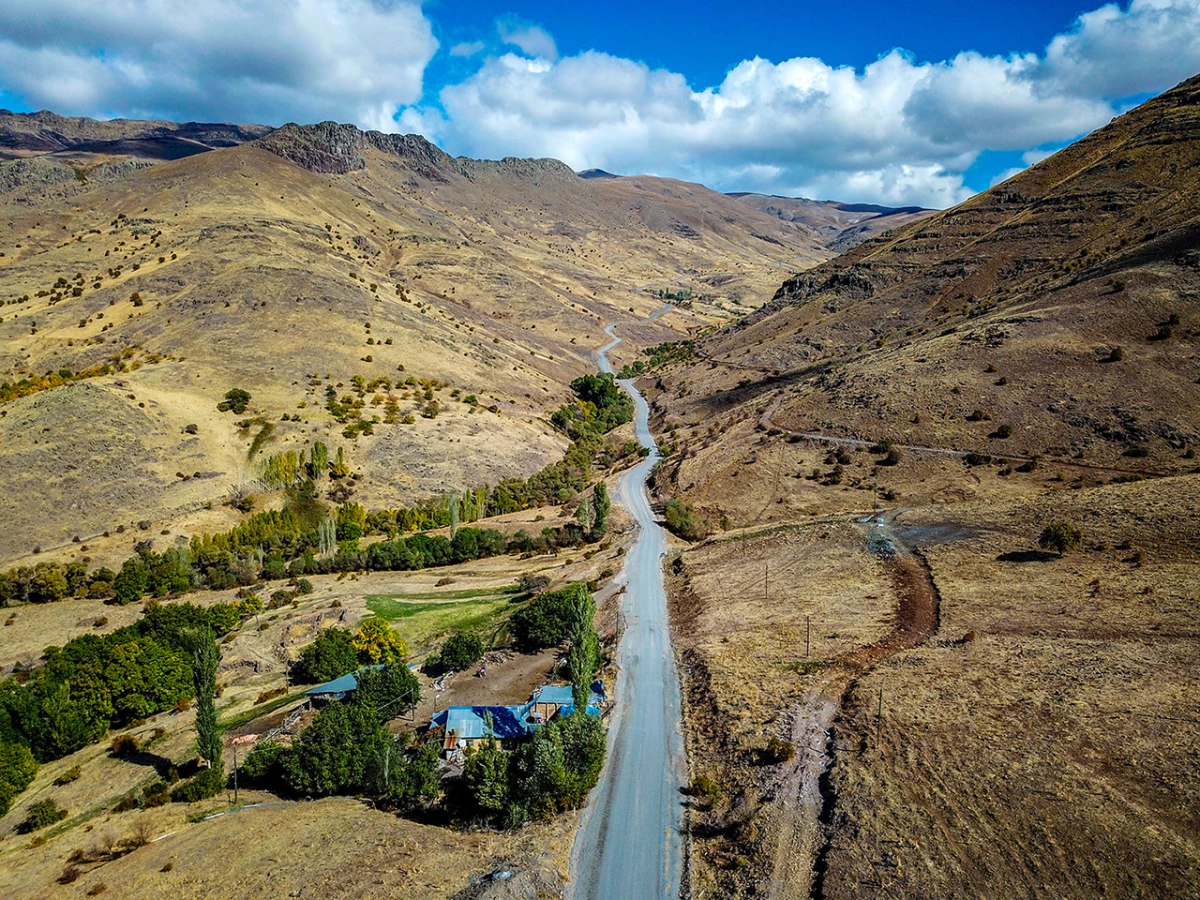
top-left (304, 664), bottom-right (383, 705)
top-left (530, 683), bottom-right (607, 723)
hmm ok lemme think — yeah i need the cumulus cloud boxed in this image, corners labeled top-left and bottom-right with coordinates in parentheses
top-left (450, 40), bottom-right (486, 58)
top-left (411, 0), bottom-right (1200, 206)
top-left (0, 0), bottom-right (438, 127)
top-left (496, 17), bottom-right (557, 61)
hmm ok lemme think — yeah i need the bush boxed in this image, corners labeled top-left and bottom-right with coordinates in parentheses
top-left (110, 734), bottom-right (140, 758)
top-left (664, 498), bottom-right (702, 540)
top-left (170, 767), bottom-right (225, 803)
top-left (1038, 520), bottom-right (1082, 556)
top-left (54, 765), bottom-right (82, 786)
top-left (687, 774), bottom-right (723, 808)
top-left (991, 424), bottom-right (1014, 439)
top-left (434, 632), bottom-right (484, 672)
top-left (216, 389), bottom-right (251, 414)
top-left (18, 799), bottom-right (67, 833)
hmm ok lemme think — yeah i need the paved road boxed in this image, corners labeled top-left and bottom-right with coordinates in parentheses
top-left (568, 316), bottom-right (686, 900)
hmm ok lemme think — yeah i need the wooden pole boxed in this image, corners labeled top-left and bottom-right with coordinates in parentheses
top-left (877, 682), bottom-right (884, 723)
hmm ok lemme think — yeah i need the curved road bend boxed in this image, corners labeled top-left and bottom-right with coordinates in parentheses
top-left (568, 313), bottom-right (687, 900)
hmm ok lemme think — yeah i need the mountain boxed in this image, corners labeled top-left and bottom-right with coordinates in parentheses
top-left (726, 192), bottom-right (938, 251)
top-left (644, 74), bottom-right (1200, 899)
top-left (0, 115), bottom-right (837, 565)
top-left (654, 72), bottom-right (1200, 510)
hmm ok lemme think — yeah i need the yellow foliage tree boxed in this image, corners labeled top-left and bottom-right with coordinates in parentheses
top-left (353, 617), bottom-right (407, 664)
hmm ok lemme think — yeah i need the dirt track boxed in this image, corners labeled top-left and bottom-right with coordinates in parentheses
top-left (762, 521), bottom-right (941, 900)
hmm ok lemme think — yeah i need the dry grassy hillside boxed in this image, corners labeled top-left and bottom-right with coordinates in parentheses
top-left (0, 120), bottom-right (828, 566)
top-left (644, 74), bottom-right (1200, 898)
top-left (727, 193), bottom-right (937, 253)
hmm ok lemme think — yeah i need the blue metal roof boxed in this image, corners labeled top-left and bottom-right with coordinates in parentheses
top-left (434, 703), bottom-right (536, 741)
top-left (305, 664), bottom-right (383, 698)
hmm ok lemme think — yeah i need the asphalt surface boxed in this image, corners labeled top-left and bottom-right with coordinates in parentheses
top-left (568, 317), bottom-right (686, 900)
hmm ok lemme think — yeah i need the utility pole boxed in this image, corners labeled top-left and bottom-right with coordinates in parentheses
top-left (764, 563), bottom-right (768, 602)
top-left (232, 741), bottom-right (239, 805)
top-left (805, 615), bottom-right (811, 658)
top-left (877, 681), bottom-right (884, 723)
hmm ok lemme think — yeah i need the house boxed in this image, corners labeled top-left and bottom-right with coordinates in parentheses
top-left (304, 664), bottom-right (383, 704)
top-left (432, 703), bottom-right (537, 753)
top-left (432, 681), bottom-right (608, 756)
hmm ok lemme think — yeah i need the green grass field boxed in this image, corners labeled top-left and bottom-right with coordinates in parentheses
top-left (365, 588), bottom-right (520, 650)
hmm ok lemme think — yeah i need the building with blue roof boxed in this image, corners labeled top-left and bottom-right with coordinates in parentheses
top-left (304, 664), bottom-right (383, 704)
top-left (432, 682), bottom-right (607, 756)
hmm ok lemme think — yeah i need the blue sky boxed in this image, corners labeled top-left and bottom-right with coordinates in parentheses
top-left (0, 0), bottom-right (1198, 206)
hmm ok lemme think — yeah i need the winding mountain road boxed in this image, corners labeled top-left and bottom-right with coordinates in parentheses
top-left (568, 312), bottom-right (686, 900)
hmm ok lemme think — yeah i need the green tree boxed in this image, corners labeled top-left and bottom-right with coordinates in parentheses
top-left (435, 632), bottom-right (484, 672)
top-left (564, 586), bottom-right (601, 712)
top-left (282, 701), bottom-right (388, 796)
top-left (181, 627), bottom-right (221, 775)
top-left (462, 737), bottom-right (510, 816)
top-left (295, 628), bottom-right (359, 684)
top-left (387, 742), bottom-right (441, 810)
top-left (1038, 520), bottom-right (1082, 556)
top-left (510, 586), bottom-right (581, 652)
top-left (0, 741), bottom-right (38, 817)
top-left (353, 661), bottom-right (420, 721)
top-left (309, 441), bottom-right (330, 478)
top-left (592, 482), bottom-right (610, 536)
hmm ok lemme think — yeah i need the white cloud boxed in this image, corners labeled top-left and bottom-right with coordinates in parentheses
top-left (450, 40), bottom-right (486, 58)
top-left (408, 0), bottom-right (1200, 207)
top-left (496, 17), bottom-right (557, 61)
top-left (0, 0), bottom-right (438, 127)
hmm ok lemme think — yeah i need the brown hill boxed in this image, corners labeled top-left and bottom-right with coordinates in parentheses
top-left (0, 118), bottom-right (833, 565)
top-left (644, 75), bottom-right (1200, 899)
top-left (726, 192), bottom-right (938, 252)
top-left (652, 71), bottom-right (1200, 510)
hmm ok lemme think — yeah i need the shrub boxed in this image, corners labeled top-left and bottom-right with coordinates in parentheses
top-left (170, 767), bottom-right (225, 803)
top-left (18, 799), bottom-right (67, 832)
top-left (216, 389), bottom-right (251, 414)
top-left (687, 774), bottom-right (723, 808)
top-left (760, 737), bottom-right (795, 764)
top-left (1104, 346), bottom-right (1125, 362)
top-left (664, 498), bottom-right (701, 540)
top-left (991, 424), bottom-right (1014, 439)
top-left (55, 765), bottom-right (82, 786)
top-left (435, 632), bottom-right (484, 672)
top-left (1038, 520), bottom-right (1082, 556)
top-left (59, 866), bottom-right (82, 885)
top-left (110, 734), bottom-right (140, 758)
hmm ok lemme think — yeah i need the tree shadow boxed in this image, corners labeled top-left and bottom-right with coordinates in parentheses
top-left (122, 750), bottom-right (180, 778)
top-left (996, 549), bottom-right (1060, 563)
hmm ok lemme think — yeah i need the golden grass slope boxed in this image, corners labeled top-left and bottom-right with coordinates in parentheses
top-left (0, 123), bottom-right (827, 565)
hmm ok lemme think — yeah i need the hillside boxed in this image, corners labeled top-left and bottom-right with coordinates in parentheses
top-left (0, 116), bottom-right (834, 565)
top-left (727, 193), bottom-right (937, 252)
top-left (643, 74), bottom-right (1200, 898)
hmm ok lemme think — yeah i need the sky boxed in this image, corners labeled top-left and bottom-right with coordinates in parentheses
top-left (0, 0), bottom-right (1199, 207)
